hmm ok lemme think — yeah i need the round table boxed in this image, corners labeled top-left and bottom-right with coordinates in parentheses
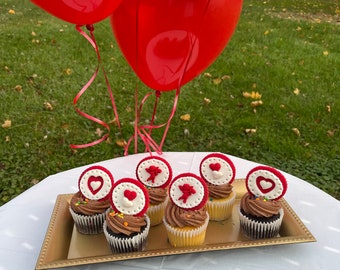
top-left (0, 152), bottom-right (339, 269)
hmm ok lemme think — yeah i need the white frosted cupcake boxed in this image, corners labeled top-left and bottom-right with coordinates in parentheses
top-left (200, 153), bottom-right (236, 221)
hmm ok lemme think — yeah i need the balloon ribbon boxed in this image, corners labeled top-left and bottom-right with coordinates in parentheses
top-left (70, 24), bottom-right (121, 149)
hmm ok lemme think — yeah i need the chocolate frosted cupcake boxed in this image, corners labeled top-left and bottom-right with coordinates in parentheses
top-left (103, 178), bottom-right (150, 253)
top-left (238, 166), bottom-right (287, 239)
top-left (136, 156), bottom-right (172, 226)
top-left (69, 166), bottom-right (114, 234)
top-left (163, 173), bottom-right (209, 247)
top-left (200, 153), bottom-right (236, 221)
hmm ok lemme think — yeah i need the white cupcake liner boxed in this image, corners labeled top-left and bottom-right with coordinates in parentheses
top-left (238, 208), bottom-right (284, 239)
top-left (207, 190), bottom-right (236, 221)
top-left (69, 207), bottom-right (109, 235)
top-left (147, 197), bottom-right (168, 226)
top-left (103, 215), bottom-right (150, 253)
top-left (162, 213), bottom-right (209, 247)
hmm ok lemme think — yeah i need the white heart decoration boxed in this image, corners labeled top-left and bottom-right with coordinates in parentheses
top-left (212, 171), bottom-right (223, 179)
top-left (90, 181), bottom-right (102, 192)
top-left (123, 197), bottom-right (133, 207)
top-left (259, 180), bottom-right (273, 190)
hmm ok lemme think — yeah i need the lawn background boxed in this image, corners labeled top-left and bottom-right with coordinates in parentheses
top-left (1, 0), bottom-right (339, 205)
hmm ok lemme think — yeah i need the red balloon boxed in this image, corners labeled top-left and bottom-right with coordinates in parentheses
top-left (111, 0), bottom-right (243, 91)
top-left (31, 0), bottom-right (123, 25)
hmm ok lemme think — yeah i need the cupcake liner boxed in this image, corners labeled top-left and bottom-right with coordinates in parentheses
top-left (103, 215), bottom-right (150, 253)
top-left (207, 190), bottom-right (236, 221)
top-left (148, 198), bottom-right (168, 226)
top-left (163, 213), bottom-right (210, 247)
top-left (238, 208), bottom-right (284, 239)
top-left (69, 207), bottom-right (109, 234)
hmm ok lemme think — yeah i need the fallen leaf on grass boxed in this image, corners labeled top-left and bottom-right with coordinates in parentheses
top-left (180, 114), bottom-right (191, 121)
top-left (8, 9), bottom-right (15, 14)
top-left (293, 88), bottom-right (300, 95)
top-left (44, 102), bottom-right (53, 110)
top-left (250, 100), bottom-right (263, 107)
top-left (2, 120), bottom-right (11, 128)
top-left (326, 105), bottom-right (331, 112)
top-left (95, 128), bottom-right (104, 137)
top-left (327, 130), bottom-right (335, 137)
top-left (245, 128), bottom-right (257, 134)
top-left (14, 85), bottom-right (23, 92)
top-left (213, 78), bottom-right (222, 85)
top-left (115, 139), bottom-right (127, 148)
top-left (5, 136), bottom-right (10, 142)
top-left (323, 51), bottom-right (329, 56)
top-left (292, 128), bottom-right (300, 136)
top-left (203, 97), bottom-right (211, 104)
top-left (243, 91), bottom-right (262, 99)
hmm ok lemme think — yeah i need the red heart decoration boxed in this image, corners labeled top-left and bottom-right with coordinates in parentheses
top-left (111, 0), bottom-right (242, 91)
top-left (124, 189), bottom-right (137, 201)
top-left (209, 163), bottom-right (221, 171)
top-left (88, 176), bottom-right (104, 195)
top-left (256, 176), bottom-right (275, 194)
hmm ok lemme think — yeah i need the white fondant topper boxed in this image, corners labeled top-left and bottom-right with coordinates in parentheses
top-left (78, 166), bottom-right (114, 201)
top-left (110, 178), bottom-right (149, 216)
top-left (136, 156), bottom-right (172, 188)
top-left (246, 166), bottom-right (287, 200)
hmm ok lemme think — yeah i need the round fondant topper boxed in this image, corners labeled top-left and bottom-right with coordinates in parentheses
top-left (110, 178), bottom-right (149, 216)
top-left (169, 173), bottom-right (208, 210)
top-left (136, 156), bottom-right (172, 188)
top-left (78, 166), bottom-right (114, 201)
top-left (246, 166), bottom-right (287, 200)
top-left (199, 153), bottom-right (236, 186)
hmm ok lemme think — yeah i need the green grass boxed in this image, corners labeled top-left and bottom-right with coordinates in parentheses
top-left (1, 0), bottom-right (339, 205)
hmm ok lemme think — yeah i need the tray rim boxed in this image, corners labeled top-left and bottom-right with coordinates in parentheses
top-left (35, 179), bottom-right (316, 269)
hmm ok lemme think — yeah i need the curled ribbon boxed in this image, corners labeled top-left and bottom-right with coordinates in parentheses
top-left (70, 24), bottom-right (121, 149)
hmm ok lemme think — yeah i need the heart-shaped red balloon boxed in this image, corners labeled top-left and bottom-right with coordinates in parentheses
top-left (31, 0), bottom-right (123, 25)
top-left (111, 0), bottom-right (243, 91)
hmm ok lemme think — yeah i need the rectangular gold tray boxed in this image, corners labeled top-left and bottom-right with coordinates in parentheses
top-left (35, 179), bottom-right (316, 269)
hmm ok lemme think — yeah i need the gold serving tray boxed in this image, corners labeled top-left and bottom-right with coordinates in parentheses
top-left (35, 179), bottom-right (316, 269)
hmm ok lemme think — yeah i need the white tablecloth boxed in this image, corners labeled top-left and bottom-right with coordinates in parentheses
top-left (1, 152), bottom-right (339, 270)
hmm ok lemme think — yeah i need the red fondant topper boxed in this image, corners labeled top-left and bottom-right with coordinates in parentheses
top-left (169, 173), bottom-right (208, 210)
top-left (78, 165), bottom-right (114, 201)
top-left (246, 166), bottom-right (287, 200)
top-left (109, 178), bottom-right (149, 216)
top-left (199, 153), bottom-right (236, 186)
top-left (136, 156), bottom-right (172, 188)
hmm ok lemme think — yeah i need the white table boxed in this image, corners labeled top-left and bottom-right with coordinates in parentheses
top-left (1, 152), bottom-right (339, 270)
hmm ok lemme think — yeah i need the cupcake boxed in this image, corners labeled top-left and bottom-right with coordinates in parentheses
top-left (69, 166), bottom-right (114, 234)
top-left (163, 173), bottom-right (209, 247)
top-left (136, 156), bottom-right (172, 226)
top-left (103, 178), bottom-right (150, 253)
top-left (238, 166), bottom-right (288, 239)
top-left (199, 153), bottom-right (236, 221)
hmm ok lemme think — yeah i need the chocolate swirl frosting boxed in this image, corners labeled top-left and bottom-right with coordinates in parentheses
top-left (105, 210), bottom-right (147, 236)
top-left (240, 193), bottom-right (281, 218)
top-left (148, 187), bottom-right (167, 205)
top-left (208, 183), bottom-right (233, 199)
top-left (70, 191), bottom-right (110, 216)
top-left (164, 202), bottom-right (208, 228)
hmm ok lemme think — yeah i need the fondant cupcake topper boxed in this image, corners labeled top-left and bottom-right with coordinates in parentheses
top-left (169, 173), bottom-right (208, 210)
top-left (136, 156), bottom-right (172, 188)
top-left (246, 166), bottom-right (287, 200)
top-left (78, 165), bottom-right (114, 201)
top-left (199, 153), bottom-right (236, 185)
top-left (110, 178), bottom-right (149, 217)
